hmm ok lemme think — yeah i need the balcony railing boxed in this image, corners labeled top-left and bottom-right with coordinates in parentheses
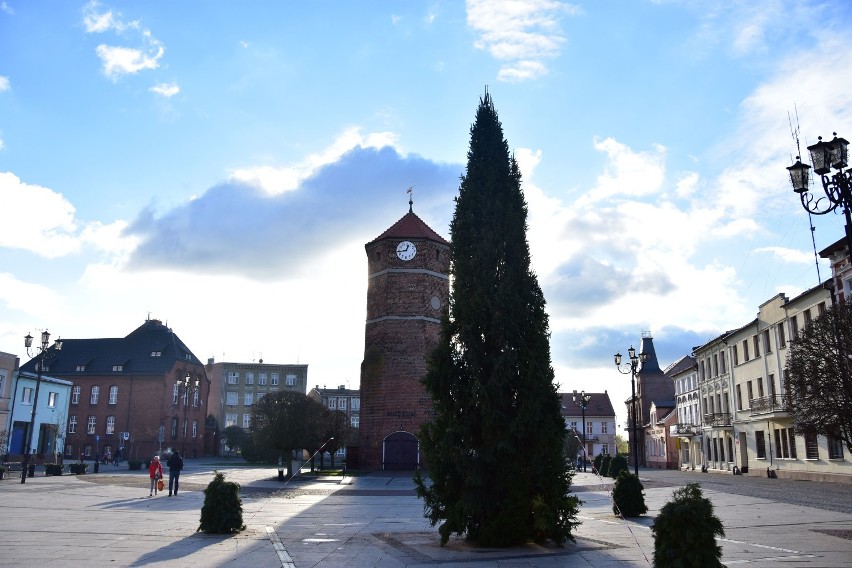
top-left (703, 413), bottom-right (732, 427)
top-left (749, 395), bottom-right (792, 415)
top-left (673, 423), bottom-right (700, 436)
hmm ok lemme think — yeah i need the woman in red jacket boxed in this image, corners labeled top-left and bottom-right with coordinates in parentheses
top-left (148, 455), bottom-right (163, 497)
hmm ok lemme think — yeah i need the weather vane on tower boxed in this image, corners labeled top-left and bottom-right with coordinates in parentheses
top-left (407, 185), bottom-right (414, 213)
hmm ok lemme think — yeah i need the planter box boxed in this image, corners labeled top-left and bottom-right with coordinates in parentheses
top-left (44, 464), bottom-right (64, 476)
top-left (128, 460), bottom-right (144, 471)
top-left (68, 463), bottom-right (89, 475)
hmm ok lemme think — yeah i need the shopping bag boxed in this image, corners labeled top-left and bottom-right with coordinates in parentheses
top-left (157, 479), bottom-right (164, 492)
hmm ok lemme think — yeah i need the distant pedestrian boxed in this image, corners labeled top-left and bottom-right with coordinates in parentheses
top-left (113, 447), bottom-right (121, 466)
top-left (167, 450), bottom-right (184, 496)
top-left (148, 456), bottom-right (163, 497)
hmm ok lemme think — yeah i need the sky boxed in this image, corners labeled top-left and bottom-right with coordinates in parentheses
top-left (2, 1), bottom-right (852, 434)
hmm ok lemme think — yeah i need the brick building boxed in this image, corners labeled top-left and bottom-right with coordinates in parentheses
top-left (357, 203), bottom-right (450, 470)
top-left (308, 384), bottom-right (360, 462)
top-left (19, 318), bottom-right (208, 461)
top-left (625, 332), bottom-right (674, 468)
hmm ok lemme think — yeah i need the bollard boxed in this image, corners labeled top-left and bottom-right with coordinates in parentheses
top-left (94, 461), bottom-right (99, 474)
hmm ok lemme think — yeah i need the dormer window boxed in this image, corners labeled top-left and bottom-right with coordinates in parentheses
top-left (76, 365), bottom-right (86, 372)
top-left (151, 351), bottom-right (162, 357)
top-left (112, 365), bottom-right (123, 372)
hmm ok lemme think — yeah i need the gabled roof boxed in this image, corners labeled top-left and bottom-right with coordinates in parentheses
top-left (19, 319), bottom-right (202, 376)
top-left (663, 355), bottom-right (696, 377)
top-left (367, 210), bottom-right (448, 246)
top-left (558, 391), bottom-right (616, 418)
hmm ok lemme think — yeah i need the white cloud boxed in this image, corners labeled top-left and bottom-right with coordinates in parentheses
top-left (82, 0), bottom-right (138, 33)
top-left (754, 246), bottom-right (817, 264)
top-left (149, 82), bottom-right (180, 97)
top-left (0, 273), bottom-right (66, 320)
top-left (0, 2), bottom-right (13, 15)
top-left (83, 2), bottom-right (165, 80)
top-left (229, 127), bottom-right (399, 195)
top-left (0, 75), bottom-right (9, 91)
top-left (0, 172), bottom-right (79, 257)
top-left (96, 43), bottom-right (164, 79)
top-left (466, 0), bottom-right (577, 82)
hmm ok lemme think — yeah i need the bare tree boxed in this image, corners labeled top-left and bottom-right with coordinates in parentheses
top-left (786, 302), bottom-right (852, 452)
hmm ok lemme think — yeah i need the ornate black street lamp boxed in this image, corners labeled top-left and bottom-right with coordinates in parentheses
top-left (22, 330), bottom-right (63, 484)
top-left (786, 133), bottom-right (852, 258)
top-left (572, 390), bottom-right (591, 472)
top-left (175, 373), bottom-right (199, 455)
top-left (615, 346), bottom-right (646, 476)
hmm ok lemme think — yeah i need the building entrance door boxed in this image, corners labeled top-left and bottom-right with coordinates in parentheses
top-left (383, 431), bottom-right (419, 470)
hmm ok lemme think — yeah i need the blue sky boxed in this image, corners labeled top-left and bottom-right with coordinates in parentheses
top-left (2, 1), bottom-right (851, 431)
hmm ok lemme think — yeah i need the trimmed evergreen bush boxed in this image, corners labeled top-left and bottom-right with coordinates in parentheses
top-left (612, 471), bottom-right (648, 517)
top-left (68, 463), bottom-right (88, 474)
top-left (608, 455), bottom-right (629, 478)
top-left (44, 463), bottom-right (64, 476)
top-left (128, 460), bottom-right (143, 470)
top-left (599, 454), bottom-right (612, 477)
top-left (198, 471), bottom-right (245, 534)
top-left (652, 483), bottom-right (724, 567)
top-left (593, 453), bottom-right (604, 474)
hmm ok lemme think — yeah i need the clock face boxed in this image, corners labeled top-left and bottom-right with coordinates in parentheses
top-left (396, 240), bottom-right (416, 261)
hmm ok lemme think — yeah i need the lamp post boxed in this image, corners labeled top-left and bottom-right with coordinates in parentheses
top-left (786, 133), bottom-right (852, 260)
top-left (615, 346), bottom-right (646, 476)
top-left (572, 390), bottom-right (591, 472)
top-left (175, 373), bottom-right (199, 455)
top-left (22, 330), bottom-right (63, 484)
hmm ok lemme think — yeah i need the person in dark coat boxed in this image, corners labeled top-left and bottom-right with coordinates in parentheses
top-left (166, 450), bottom-right (184, 496)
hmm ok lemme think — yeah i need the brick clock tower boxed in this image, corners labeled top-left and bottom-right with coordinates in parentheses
top-left (358, 201), bottom-right (450, 470)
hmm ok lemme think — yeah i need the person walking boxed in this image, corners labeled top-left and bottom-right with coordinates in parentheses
top-left (166, 450), bottom-right (184, 496)
top-left (148, 456), bottom-right (163, 497)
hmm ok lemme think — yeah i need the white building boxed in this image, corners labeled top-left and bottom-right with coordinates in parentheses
top-left (8, 371), bottom-right (73, 460)
top-left (559, 391), bottom-right (617, 464)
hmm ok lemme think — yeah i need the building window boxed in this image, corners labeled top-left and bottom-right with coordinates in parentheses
top-left (48, 391), bottom-right (57, 408)
top-left (753, 335), bottom-right (761, 358)
top-left (193, 389), bottom-right (200, 407)
top-left (192, 420), bottom-right (198, 438)
top-left (602, 421), bottom-right (608, 434)
top-left (65, 444), bottom-right (73, 458)
top-left (243, 414), bottom-right (251, 429)
top-left (586, 421), bottom-right (593, 435)
top-left (245, 372), bottom-right (254, 385)
top-left (112, 365), bottom-right (123, 372)
top-left (762, 330), bottom-right (771, 354)
top-left (778, 324), bottom-right (786, 348)
top-left (225, 413), bottom-right (237, 427)
top-left (22, 387), bottom-right (34, 404)
top-left (106, 416), bottom-right (115, 435)
top-left (109, 385), bottom-right (118, 404)
top-left (338, 397), bottom-right (347, 410)
top-left (804, 309), bottom-right (812, 325)
top-left (351, 416), bottom-right (359, 427)
top-left (328, 398), bottom-right (336, 409)
top-left (258, 373), bottom-right (267, 386)
top-left (791, 316), bottom-right (799, 340)
top-left (732, 346), bottom-right (739, 366)
top-left (286, 374), bottom-right (296, 386)
top-left (828, 437), bottom-right (844, 459)
top-left (69, 415), bottom-right (77, 434)
top-left (151, 351), bottom-right (161, 357)
top-left (735, 384), bottom-right (742, 410)
top-left (172, 383), bottom-right (179, 405)
top-left (228, 372), bottom-right (239, 385)
top-left (747, 381), bottom-right (754, 405)
top-left (601, 443), bottom-right (609, 455)
top-left (352, 398), bottom-right (360, 411)
top-left (83, 444), bottom-right (92, 458)
top-left (226, 392), bottom-right (238, 406)
top-left (804, 432), bottom-right (819, 459)
top-left (818, 301), bottom-right (826, 315)
top-left (712, 354), bottom-right (718, 376)
top-left (76, 365), bottom-right (86, 371)
top-left (90, 386), bottom-right (99, 404)
top-left (719, 351), bottom-right (726, 374)
top-left (244, 393), bottom-right (253, 406)
top-left (727, 437), bottom-right (734, 462)
top-left (756, 431), bottom-right (766, 459)
top-left (87, 416), bottom-right (96, 435)
top-left (757, 378), bottom-right (764, 398)
top-left (742, 340), bottom-right (750, 362)
top-left (271, 373), bottom-right (279, 386)
top-left (171, 417), bottom-right (178, 438)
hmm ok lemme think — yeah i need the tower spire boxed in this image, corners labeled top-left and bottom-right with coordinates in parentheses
top-left (407, 185), bottom-right (414, 213)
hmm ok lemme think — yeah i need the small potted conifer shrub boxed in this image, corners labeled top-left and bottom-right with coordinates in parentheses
top-left (611, 470), bottom-right (648, 517)
top-left (198, 471), bottom-right (245, 534)
top-left (592, 453), bottom-right (604, 474)
top-left (608, 454), bottom-right (629, 479)
top-left (652, 482), bottom-right (725, 567)
top-left (599, 454), bottom-right (612, 477)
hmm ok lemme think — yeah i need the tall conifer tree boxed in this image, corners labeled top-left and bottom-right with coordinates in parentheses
top-left (415, 91), bottom-right (580, 546)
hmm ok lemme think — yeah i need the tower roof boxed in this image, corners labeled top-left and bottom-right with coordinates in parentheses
top-left (367, 210), bottom-right (448, 246)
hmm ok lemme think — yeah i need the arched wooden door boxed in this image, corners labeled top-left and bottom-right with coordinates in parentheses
top-left (382, 431), bottom-right (419, 470)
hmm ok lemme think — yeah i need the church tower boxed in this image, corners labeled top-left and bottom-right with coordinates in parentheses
top-left (358, 198), bottom-right (450, 470)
